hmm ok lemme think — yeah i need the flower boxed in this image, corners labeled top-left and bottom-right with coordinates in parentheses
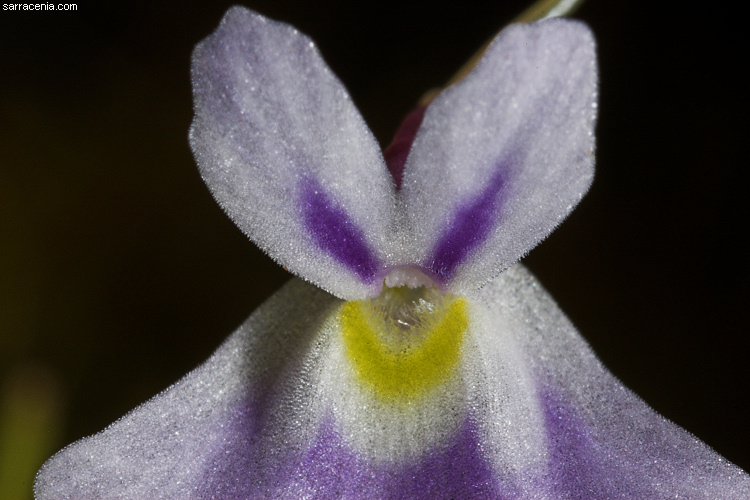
top-left (35, 6), bottom-right (749, 499)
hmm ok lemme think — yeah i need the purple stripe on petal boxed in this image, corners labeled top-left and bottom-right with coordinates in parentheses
top-left (541, 388), bottom-right (652, 499)
top-left (300, 175), bottom-right (380, 283)
top-left (196, 396), bottom-right (264, 499)
top-left (292, 417), bottom-right (509, 499)
top-left (427, 168), bottom-right (506, 282)
top-left (199, 408), bottom-right (512, 498)
top-left (383, 106), bottom-right (427, 190)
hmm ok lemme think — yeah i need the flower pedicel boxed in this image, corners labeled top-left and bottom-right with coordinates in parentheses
top-left (35, 6), bottom-right (750, 499)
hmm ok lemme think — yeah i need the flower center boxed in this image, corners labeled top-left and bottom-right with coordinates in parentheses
top-left (383, 267), bottom-right (435, 290)
top-left (368, 284), bottom-right (446, 340)
top-left (339, 279), bottom-right (467, 401)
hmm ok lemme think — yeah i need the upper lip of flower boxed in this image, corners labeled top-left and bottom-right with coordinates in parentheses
top-left (189, 6), bottom-right (597, 301)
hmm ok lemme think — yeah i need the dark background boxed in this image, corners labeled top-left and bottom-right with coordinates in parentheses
top-left (1, 0), bottom-right (747, 493)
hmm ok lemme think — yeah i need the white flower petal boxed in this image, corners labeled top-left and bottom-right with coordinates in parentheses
top-left (190, 7), bottom-right (395, 300)
top-left (398, 19), bottom-right (597, 294)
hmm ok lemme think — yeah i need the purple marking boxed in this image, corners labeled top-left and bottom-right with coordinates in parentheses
top-left (293, 417), bottom-right (508, 499)
top-left (541, 388), bottom-right (652, 499)
top-left (197, 383), bottom-right (659, 497)
top-left (196, 393), bottom-right (265, 499)
top-left (300, 175), bottom-right (379, 283)
top-left (427, 168), bottom-right (506, 282)
top-left (383, 105), bottom-right (426, 190)
top-left (200, 406), bottom-right (510, 498)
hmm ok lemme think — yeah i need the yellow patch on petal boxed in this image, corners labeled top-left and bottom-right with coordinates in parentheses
top-left (340, 292), bottom-right (468, 401)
